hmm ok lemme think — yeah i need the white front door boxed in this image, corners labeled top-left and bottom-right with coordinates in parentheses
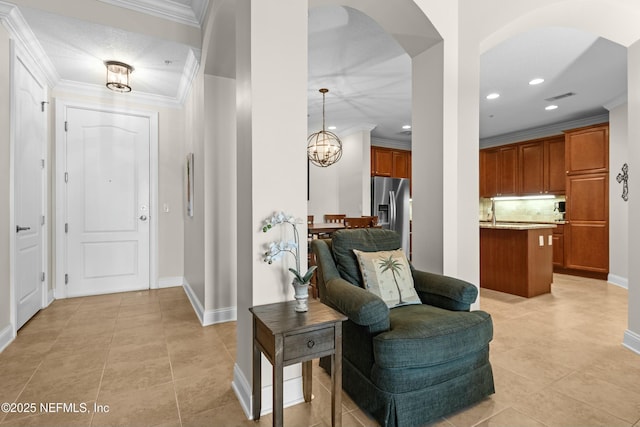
top-left (63, 107), bottom-right (150, 297)
top-left (14, 54), bottom-right (46, 329)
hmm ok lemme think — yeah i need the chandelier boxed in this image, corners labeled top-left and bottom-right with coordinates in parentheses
top-left (307, 88), bottom-right (342, 167)
top-left (104, 60), bottom-right (134, 93)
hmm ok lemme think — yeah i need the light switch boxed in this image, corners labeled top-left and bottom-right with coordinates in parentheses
top-left (163, 203), bottom-right (170, 213)
top-left (539, 235), bottom-right (544, 246)
top-left (548, 235), bottom-right (553, 246)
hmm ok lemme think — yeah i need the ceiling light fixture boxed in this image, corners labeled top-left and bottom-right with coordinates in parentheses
top-left (545, 105), bottom-right (558, 111)
top-left (529, 78), bottom-right (545, 85)
top-left (307, 88), bottom-right (342, 167)
top-left (104, 60), bottom-right (134, 93)
top-left (328, 126), bottom-right (337, 130)
top-left (402, 125), bottom-right (412, 130)
top-left (486, 93), bottom-right (500, 100)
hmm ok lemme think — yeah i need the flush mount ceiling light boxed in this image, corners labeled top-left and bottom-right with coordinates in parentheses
top-left (529, 78), bottom-right (545, 85)
top-left (307, 88), bottom-right (342, 167)
top-left (545, 105), bottom-right (558, 111)
top-left (402, 125), bottom-right (412, 130)
top-left (104, 60), bottom-right (134, 93)
top-left (486, 93), bottom-right (500, 100)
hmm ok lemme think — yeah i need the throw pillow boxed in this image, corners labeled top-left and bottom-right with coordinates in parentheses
top-left (353, 249), bottom-right (422, 308)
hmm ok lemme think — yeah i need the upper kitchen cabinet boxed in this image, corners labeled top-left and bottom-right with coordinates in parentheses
top-left (518, 135), bottom-right (565, 195)
top-left (480, 145), bottom-right (517, 197)
top-left (564, 123), bottom-right (609, 175)
top-left (371, 147), bottom-right (411, 179)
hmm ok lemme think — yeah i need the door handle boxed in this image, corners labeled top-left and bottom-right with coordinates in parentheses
top-left (139, 215), bottom-right (148, 221)
top-left (16, 225), bottom-right (31, 233)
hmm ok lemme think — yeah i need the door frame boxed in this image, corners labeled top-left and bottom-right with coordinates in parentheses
top-left (9, 40), bottom-right (49, 333)
top-left (54, 100), bottom-right (159, 299)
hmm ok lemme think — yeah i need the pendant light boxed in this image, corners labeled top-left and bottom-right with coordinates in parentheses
top-left (307, 88), bottom-right (342, 167)
top-left (104, 60), bottom-right (134, 93)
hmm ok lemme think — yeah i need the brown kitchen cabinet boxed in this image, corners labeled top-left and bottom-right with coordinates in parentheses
top-left (565, 123), bottom-right (609, 174)
top-left (552, 224), bottom-right (564, 267)
top-left (479, 145), bottom-right (517, 197)
top-left (544, 136), bottom-right (566, 194)
top-left (371, 147), bottom-right (411, 179)
top-left (518, 135), bottom-right (565, 195)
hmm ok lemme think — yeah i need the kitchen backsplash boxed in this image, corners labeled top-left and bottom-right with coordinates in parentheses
top-left (479, 196), bottom-right (567, 223)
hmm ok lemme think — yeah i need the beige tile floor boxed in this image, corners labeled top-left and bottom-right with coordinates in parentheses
top-left (0, 274), bottom-right (638, 426)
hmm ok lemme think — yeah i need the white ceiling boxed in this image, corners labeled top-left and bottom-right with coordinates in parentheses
top-left (3, 1), bottom-right (628, 143)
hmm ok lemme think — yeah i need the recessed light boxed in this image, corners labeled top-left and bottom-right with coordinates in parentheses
top-left (402, 125), bottom-right (411, 130)
top-left (545, 105), bottom-right (558, 111)
top-left (529, 78), bottom-right (545, 85)
top-left (486, 93), bottom-right (500, 100)
top-left (327, 126), bottom-right (337, 130)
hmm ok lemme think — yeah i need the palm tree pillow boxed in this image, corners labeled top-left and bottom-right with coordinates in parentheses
top-left (353, 249), bottom-right (422, 308)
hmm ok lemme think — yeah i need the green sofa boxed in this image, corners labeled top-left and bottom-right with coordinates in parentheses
top-left (311, 228), bottom-right (494, 427)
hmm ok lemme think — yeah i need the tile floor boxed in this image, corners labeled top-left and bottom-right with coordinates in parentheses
top-left (0, 274), bottom-right (638, 426)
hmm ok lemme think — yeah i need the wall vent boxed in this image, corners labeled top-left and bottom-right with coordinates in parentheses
top-left (545, 92), bottom-right (576, 102)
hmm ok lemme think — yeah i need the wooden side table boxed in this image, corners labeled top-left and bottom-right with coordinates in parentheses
top-left (250, 299), bottom-right (347, 427)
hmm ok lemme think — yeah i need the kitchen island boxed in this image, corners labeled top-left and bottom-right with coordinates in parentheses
top-left (480, 222), bottom-right (556, 298)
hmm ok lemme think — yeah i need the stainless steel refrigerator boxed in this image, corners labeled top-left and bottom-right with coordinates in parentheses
top-left (371, 177), bottom-right (410, 254)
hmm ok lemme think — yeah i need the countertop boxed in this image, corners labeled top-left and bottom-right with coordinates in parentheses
top-left (479, 221), bottom-right (558, 230)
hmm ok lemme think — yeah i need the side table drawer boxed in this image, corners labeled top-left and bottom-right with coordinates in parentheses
top-left (284, 327), bottom-right (334, 361)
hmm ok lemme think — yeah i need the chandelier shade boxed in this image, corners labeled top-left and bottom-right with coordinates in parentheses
top-left (307, 88), bottom-right (342, 167)
top-left (104, 60), bottom-right (134, 93)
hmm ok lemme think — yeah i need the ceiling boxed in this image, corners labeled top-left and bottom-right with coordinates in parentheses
top-left (3, 1), bottom-right (628, 143)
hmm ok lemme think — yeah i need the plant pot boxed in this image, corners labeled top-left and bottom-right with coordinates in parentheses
top-left (292, 279), bottom-right (310, 312)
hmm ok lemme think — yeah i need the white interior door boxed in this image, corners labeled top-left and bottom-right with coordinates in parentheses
top-left (64, 107), bottom-right (150, 297)
top-left (14, 55), bottom-right (46, 329)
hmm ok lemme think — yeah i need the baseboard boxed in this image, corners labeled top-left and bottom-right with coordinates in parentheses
top-left (47, 287), bottom-right (55, 306)
top-left (203, 306), bottom-right (237, 326)
top-left (623, 329), bottom-right (640, 355)
top-left (231, 362), bottom-right (304, 420)
top-left (182, 279), bottom-right (205, 325)
top-left (0, 324), bottom-right (15, 354)
top-left (158, 276), bottom-right (183, 289)
top-left (607, 274), bottom-right (628, 289)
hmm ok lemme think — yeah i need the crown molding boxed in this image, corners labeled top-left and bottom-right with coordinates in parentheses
top-left (54, 79), bottom-right (184, 109)
top-left (0, 1), bottom-right (59, 87)
top-left (371, 136), bottom-right (412, 151)
top-left (96, 0), bottom-right (209, 28)
top-left (603, 93), bottom-right (627, 111)
top-left (176, 48), bottom-right (200, 105)
top-left (480, 113), bottom-right (610, 148)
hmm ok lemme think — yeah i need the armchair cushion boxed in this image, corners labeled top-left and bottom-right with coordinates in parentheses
top-left (331, 229), bottom-right (402, 287)
top-left (412, 269), bottom-right (479, 311)
top-left (353, 249), bottom-right (421, 308)
top-left (373, 304), bottom-right (493, 369)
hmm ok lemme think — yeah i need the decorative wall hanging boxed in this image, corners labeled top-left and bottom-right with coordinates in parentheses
top-left (616, 163), bottom-right (629, 201)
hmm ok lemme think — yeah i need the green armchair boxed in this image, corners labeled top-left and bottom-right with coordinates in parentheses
top-left (311, 228), bottom-right (494, 427)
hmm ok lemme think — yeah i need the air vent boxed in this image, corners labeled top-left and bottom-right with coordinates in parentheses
top-left (398, 130), bottom-right (412, 136)
top-left (544, 92), bottom-right (576, 102)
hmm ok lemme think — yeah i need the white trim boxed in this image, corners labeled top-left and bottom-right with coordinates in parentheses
top-left (95, 0), bottom-right (208, 27)
top-left (54, 100), bottom-right (159, 298)
top-left (231, 362), bottom-right (304, 419)
top-left (158, 276), bottom-right (183, 288)
top-left (371, 136), bottom-right (412, 151)
top-left (603, 94), bottom-right (627, 111)
top-left (0, 1), bottom-right (59, 87)
top-left (607, 274), bottom-right (628, 289)
top-left (623, 329), bottom-right (640, 355)
top-left (232, 363), bottom-right (253, 419)
top-left (480, 113), bottom-right (610, 148)
top-left (182, 278), bottom-right (204, 324)
top-left (0, 324), bottom-right (15, 353)
top-left (203, 306), bottom-right (237, 326)
top-left (176, 49), bottom-right (201, 105)
top-left (46, 287), bottom-right (55, 306)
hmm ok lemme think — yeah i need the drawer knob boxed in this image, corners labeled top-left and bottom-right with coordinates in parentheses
top-left (307, 339), bottom-right (315, 349)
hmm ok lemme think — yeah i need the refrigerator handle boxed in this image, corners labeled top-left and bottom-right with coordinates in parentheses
top-left (389, 190), bottom-right (396, 230)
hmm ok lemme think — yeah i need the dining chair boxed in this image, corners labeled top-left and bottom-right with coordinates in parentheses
top-left (343, 217), bottom-right (373, 228)
top-left (324, 214), bottom-right (346, 224)
top-left (361, 215), bottom-right (379, 226)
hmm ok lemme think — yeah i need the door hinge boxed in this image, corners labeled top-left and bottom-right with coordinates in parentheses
top-left (64, 274), bottom-right (68, 284)
top-left (64, 121), bottom-right (68, 132)
top-left (65, 223), bottom-right (68, 233)
top-left (41, 101), bottom-right (48, 112)
top-left (64, 172), bottom-right (68, 183)
top-left (41, 272), bottom-right (45, 282)
top-left (41, 159), bottom-right (45, 169)
top-left (41, 215), bottom-right (45, 226)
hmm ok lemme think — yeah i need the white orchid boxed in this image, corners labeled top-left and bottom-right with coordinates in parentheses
top-left (262, 211), bottom-right (316, 284)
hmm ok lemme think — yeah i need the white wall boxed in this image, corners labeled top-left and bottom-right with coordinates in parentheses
top-left (608, 102), bottom-right (628, 288)
top-left (0, 26), bottom-right (12, 348)
top-left (204, 74), bottom-right (237, 317)
top-left (308, 129), bottom-right (372, 219)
